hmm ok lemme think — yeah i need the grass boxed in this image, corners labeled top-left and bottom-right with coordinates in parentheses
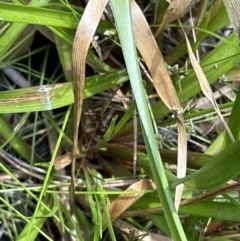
top-left (1, 0), bottom-right (240, 240)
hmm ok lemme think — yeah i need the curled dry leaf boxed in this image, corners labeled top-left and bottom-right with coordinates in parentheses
top-left (102, 179), bottom-right (156, 230)
top-left (131, 0), bottom-right (187, 210)
top-left (71, 0), bottom-right (108, 210)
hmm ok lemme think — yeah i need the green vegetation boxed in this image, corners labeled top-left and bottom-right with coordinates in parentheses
top-left (0, 0), bottom-right (240, 240)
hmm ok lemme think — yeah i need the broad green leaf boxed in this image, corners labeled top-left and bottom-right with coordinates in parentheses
top-left (0, 2), bottom-right (112, 31)
top-left (0, 0), bottom-right (52, 59)
top-left (0, 23), bottom-right (29, 59)
top-left (171, 140), bottom-right (240, 190)
top-left (0, 70), bottom-right (128, 113)
top-left (54, 32), bottom-right (73, 82)
top-left (150, 201), bottom-right (240, 239)
top-left (205, 131), bottom-right (225, 155)
top-left (180, 201), bottom-right (240, 222)
top-left (222, 88), bottom-right (240, 148)
top-left (149, 214), bottom-right (171, 237)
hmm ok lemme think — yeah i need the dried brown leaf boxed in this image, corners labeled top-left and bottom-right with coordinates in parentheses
top-left (71, 0), bottom-right (108, 211)
top-left (222, 0), bottom-right (240, 39)
top-left (102, 179), bottom-right (156, 229)
top-left (54, 152), bottom-right (71, 171)
top-left (131, 0), bottom-right (187, 210)
top-left (154, 0), bottom-right (192, 37)
top-left (180, 22), bottom-right (235, 142)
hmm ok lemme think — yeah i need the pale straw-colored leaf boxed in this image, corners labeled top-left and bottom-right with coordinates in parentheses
top-left (102, 179), bottom-right (156, 230)
top-left (180, 21), bottom-right (235, 143)
top-left (154, 0), bottom-right (192, 37)
top-left (54, 152), bottom-right (71, 171)
top-left (131, 0), bottom-right (187, 210)
top-left (71, 0), bottom-right (108, 211)
top-left (222, 0), bottom-right (240, 39)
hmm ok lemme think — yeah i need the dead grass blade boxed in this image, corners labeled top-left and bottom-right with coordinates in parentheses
top-left (222, 0), bottom-right (240, 39)
top-left (154, 0), bottom-right (192, 38)
top-left (102, 179), bottom-right (156, 229)
top-left (180, 21), bottom-right (235, 143)
top-left (71, 0), bottom-right (108, 211)
top-left (131, 0), bottom-right (187, 210)
top-left (54, 152), bottom-right (71, 171)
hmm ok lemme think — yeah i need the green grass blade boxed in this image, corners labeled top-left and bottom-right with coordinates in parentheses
top-left (98, 189), bottom-right (116, 241)
top-left (16, 195), bottom-right (55, 241)
top-left (0, 23), bottom-right (28, 59)
top-left (103, 115), bottom-right (118, 141)
top-left (62, 205), bottom-right (85, 241)
top-left (171, 140), bottom-right (240, 190)
top-left (0, 70), bottom-right (128, 113)
top-left (1, 196), bottom-right (52, 241)
top-left (54, 32), bottom-right (73, 82)
top-left (180, 201), bottom-right (240, 222)
top-left (24, 105), bottom-right (71, 240)
top-left (222, 88), bottom-right (240, 148)
top-left (0, 115), bottom-right (42, 162)
top-left (112, 101), bottom-right (136, 138)
top-left (0, 2), bottom-right (112, 31)
top-left (110, 1), bottom-right (187, 240)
